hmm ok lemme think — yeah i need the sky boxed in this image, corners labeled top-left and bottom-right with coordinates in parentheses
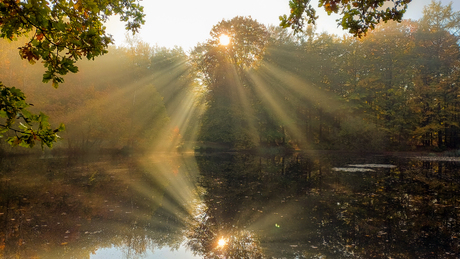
top-left (105, 0), bottom-right (460, 51)
top-left (91, 245), bottom-right (200, 259)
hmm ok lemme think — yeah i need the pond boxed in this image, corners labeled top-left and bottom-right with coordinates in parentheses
top-left (0, 152), bottom-right (459, 258)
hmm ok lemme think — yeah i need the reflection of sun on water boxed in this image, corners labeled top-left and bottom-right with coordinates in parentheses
top-left (219, 34), bottom-right (230, 46)
top-left (217, 237), bottom-right (227, 247)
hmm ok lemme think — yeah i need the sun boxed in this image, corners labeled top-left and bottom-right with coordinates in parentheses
top-left (219, 34), bottom-right (230, 46)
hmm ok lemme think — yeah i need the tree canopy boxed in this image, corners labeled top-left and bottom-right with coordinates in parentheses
top-left (0, 0), bottom-right (144, 148)
top-left (1, 0), bottom-right (144, 86)
top-left (281, 0), bottom-right (412, 37)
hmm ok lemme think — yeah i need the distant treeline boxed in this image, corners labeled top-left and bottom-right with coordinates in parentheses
top-left (265, 1), bottom-right (460, 151)
top-left (265, 2), bottom-right (460, 151)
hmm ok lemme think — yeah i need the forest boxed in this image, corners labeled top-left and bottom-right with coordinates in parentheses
top-left (1, 1), bottom-right (459, 154)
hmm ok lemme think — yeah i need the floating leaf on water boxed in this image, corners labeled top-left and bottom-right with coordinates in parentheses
top-left (348, 164), bottom-right (397, 168)
top-left (415, 156), bottom-right (460, 162)
top-left (332, 167), bottom-right (375, 172)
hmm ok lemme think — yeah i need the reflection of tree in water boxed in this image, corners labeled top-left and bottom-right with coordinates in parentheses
top-left (187, 202), bottom-right (265, 259)
top-left (194, 153), bottom-right (460, 259)
top-left (0, 155), bottom-right (198, 259)
top-left (2, 153), bottom-right (460, 258)
top-left (120, 231), bottom-right (152, 259)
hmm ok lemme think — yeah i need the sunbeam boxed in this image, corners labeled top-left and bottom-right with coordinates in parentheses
top-left (259, 61), bottom-right (346, 115)
top-left (150, 88), bottom-right (206, 152)
top-left (229, 63), bottom-right (260, 147)
top-left (247, 71), bottom-right (310, 148)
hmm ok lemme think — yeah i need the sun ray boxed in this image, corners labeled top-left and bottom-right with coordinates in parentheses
top-left (229, 63), bottom-right (260, 146)
top-left (259, 61), bottom-right (346, 114)
top-left (150, 89), bottom-right (206, 152)
top-left (247, 72), bottom-right (309, 147)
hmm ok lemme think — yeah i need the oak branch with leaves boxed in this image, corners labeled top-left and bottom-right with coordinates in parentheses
top-left (280, 0), bottom-right (412, 37)
top-left (0, 0), bottom-right (144, 148)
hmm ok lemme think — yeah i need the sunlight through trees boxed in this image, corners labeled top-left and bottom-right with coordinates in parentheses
top-left (1, 1), bottom-right (459, 153)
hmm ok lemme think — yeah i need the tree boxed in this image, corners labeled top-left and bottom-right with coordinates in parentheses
top-left (191, 16), bottom-right (269, 149)
top-left (410, 1), bottom-right (460, 148)
top-left (281, 0), bottom-right (412, 37)
top-left (354, 20), bottom-right (417, 147)
top-left (0, 0), bottom-right (144, 148)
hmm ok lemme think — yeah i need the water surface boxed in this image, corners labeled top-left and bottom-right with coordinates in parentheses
top-left (0, 152), bottom-right (459, 258)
